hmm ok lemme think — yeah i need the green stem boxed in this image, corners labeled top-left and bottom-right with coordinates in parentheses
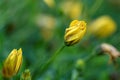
top-left (40, 45), bottom-right (66, 73)
top-left (32, 45), bottom-right (66, 78)
top-left (84, 49), bottom-right (97, 62)
top-left (89, 0), bottom-right (104, 16)
top-left (82, 0), bottom-right (104, 22)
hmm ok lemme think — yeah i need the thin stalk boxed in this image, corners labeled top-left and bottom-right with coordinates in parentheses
top-left (84, 49), bottom-right (97, 62)
top-left (89, 0), bottom-right (104, 16)
top-left (40, 45), bottom-right (66, 74)
top-left (32, 45), bottom-right (66, 78)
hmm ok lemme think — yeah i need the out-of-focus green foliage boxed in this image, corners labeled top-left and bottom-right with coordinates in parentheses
top-left (0, 0), bottom-right (120, 80)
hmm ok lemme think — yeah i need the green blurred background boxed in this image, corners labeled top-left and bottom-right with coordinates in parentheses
top-left (0, 0), bottom-right (120, 80)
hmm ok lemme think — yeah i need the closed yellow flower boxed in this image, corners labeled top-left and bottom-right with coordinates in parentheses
top-left (2, 48), bottom-right (22, 78)
top-left (88, 16), bottom-right (117, 38)
top-left (64, 20), bottom-right (86, 46)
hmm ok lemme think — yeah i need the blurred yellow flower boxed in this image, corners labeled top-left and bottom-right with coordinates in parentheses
top-left (64, 20), bottom-right (86, 46)
top-left (2, 48), bottom-right (22, 78)
top-left (60, 1), bottom-right (82, 19)
top-left (35, 14), bottom-right (56, 41)
top-left (88, 16), bottom-right (117, 38)
top-left (43, 0), bottom-right (55, 8)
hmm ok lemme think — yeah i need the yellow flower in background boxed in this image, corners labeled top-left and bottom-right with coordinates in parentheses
top-left (2, 48), bottom-right (22, 78)
top-left (60, 1), bottom-right (82, 19)
top-left (43, 0), bottom-right (55, 8)
top-left (88, 15), bottom-right (117, 38)
top-left (64, 20), bottom-right (86, 46)
top-left (35, 14), bottom-right (56, 41)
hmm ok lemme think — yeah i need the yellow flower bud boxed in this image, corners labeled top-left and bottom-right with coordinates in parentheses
top-left (75, 59), bottom-right (85, 70)
top-left (20, 69), bottom-right (31, 80)
top-left (88, 15), bottom-right (117, 38)
top-left (2, 48), bottom-right (23, 78)
top-left (64, 20), bottom-right (86, 46)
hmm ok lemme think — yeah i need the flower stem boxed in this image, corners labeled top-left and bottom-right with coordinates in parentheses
top-left (89, 0), bottom-right (104, 16)
top-left (84, 49), bottom-right (97, 62)
top-left (32, 45), bottom-right (66, 78)
top-left (40, 45), bottom-right (66, 73)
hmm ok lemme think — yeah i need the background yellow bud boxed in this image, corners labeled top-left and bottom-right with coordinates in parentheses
top-left (88, 15), bottom-right (117, 38)
top-left (2, 48), bottom-right (22, 78)
top-left (64, 20), bottom-right (86, 46)
top-left (75, 59), bottom-right (85, 70)
top-left (20, 69), bottom-right (31, 80)
top-left (59, 1), bottom-right (82, 19)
